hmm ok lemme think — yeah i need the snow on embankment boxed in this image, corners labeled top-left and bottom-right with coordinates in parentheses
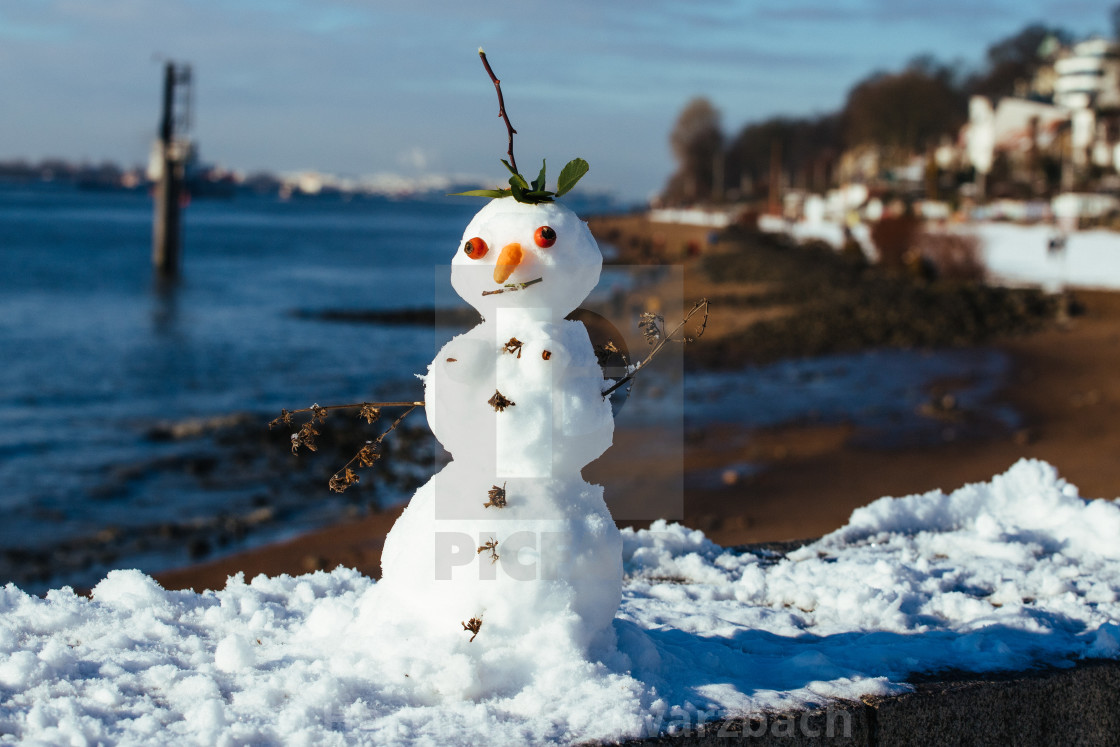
top-left (973, 222), bottom-right (1120, 291)
top-left (2, 459), bottom-right (1119, 745)
top-left (755, 216), bottom-right (1120, 291)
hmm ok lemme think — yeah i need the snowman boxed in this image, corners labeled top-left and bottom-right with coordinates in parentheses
top-left (371, 164), bottom-right (623, 660)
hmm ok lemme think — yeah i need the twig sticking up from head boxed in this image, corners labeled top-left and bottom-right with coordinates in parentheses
top-left (479, 48), bottom-right (517, 174)
top-left (602, 298), bottom-right (710, 398)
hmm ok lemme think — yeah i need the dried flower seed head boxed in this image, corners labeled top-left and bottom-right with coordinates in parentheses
top-left (358, 404), bottom-right (381, 424)
top-left (356, 442), bottom-right (381, 468)
top-left (638, 312), bottom-right (664, 345)
top-left (488, 390), bottom-right (515, 412)
top-left (462, 616), bottom-right (482, 642)
top-left (329, 468), bottom-right (359, 493)
top-left (483, 483), bottom-right (507, 509)
top-left (290, 422), bottom-right (320, 454)
top-left (311, 404), bottom-right (329, 423)
top-left (503, 337), bottom-right (523, 358)
top-left (297, 422), bottom-right (320, 452)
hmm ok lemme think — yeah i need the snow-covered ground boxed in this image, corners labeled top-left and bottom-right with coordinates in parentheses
top-left (972, 222), bottom-right (1120, 291)
top-left (759, 215), bottom-right (1120, 291)
top-left (2, 459), bottom-right (1118, 745)
top-left (757, 214), bottom-right (876, 257)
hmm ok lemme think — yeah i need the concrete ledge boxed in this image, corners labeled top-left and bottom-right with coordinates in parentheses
top-left (628, 658), bottom-right (1120, 745)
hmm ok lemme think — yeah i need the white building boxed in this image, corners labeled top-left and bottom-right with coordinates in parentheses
top-left (1054, 38), bottom-right (1120, 111)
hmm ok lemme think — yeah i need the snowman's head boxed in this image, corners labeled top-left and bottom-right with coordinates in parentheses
top-left (451, 199), bottom-right (602, 319)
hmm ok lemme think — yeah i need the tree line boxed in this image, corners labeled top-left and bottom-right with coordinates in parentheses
top-left (661, 21), bottom-right (1092, 205)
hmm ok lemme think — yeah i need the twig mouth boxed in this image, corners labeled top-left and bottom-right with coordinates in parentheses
top-left (481, 277), bottom-right (544, 297)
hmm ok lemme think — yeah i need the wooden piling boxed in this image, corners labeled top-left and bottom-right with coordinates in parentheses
top-left (152, 62), bottom-right (187, 279)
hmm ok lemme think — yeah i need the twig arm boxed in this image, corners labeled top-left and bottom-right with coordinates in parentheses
top-left (602, 298), bottom-right (709, 397)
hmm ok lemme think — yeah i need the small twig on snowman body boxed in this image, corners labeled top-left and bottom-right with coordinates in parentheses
top-left (484, 483), bottom-right (507, 509)
top-left (481, 277), bottom-right (543, 296)
top-left (462, 617), bottom-right (483, 642)
top-left (479, 48), bottom-right (518, 174)
top-left (488, 390), bottom-right (515, 412)
top-left (602, 298), bottom-right (710, 398)
top-left (477, 538), bottom-right (500, 564)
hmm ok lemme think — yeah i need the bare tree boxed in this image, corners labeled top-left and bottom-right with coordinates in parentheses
top-left (662, 97), bottom-right (723, 205)
top-left (843, 59), bottom-right (966, 164)
top-left (966, 23), bottom-right (1071, 100)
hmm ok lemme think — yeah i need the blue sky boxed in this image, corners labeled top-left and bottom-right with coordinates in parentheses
top-left (0, 1), bottom-right (1114, 200)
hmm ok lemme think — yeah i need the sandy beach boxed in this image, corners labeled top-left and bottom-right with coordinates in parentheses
top-left (157, 219), bottom-right (1120, 592)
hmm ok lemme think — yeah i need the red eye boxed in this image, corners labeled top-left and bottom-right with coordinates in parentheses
top-left (534, 226), bottom-right (557, 248)
top-left (463, 237), bottom-right (488, 259)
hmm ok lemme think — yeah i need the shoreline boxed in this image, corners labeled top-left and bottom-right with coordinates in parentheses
top-left (158, 286), bottom-right (1120, 592)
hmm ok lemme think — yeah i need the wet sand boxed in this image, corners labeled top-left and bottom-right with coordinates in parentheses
top-left (157, 222), bottom-right (1120, 592)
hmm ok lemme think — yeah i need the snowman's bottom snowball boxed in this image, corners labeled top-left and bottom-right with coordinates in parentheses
top-left (374, 463), bottom-right (623, 658)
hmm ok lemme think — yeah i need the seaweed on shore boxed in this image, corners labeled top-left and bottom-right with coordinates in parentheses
top-left (689, 229), bottom-right (1058, 368)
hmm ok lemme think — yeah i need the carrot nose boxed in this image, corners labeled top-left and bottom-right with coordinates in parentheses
top-left (493, 242), bottom-right (523, 284)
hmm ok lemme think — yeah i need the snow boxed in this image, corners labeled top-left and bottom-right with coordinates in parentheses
top-left (971, 222), bottom-right (1120, 291)
top-left (648, 208), bottom-right (732, 228)
top-left (757, 214), bottom-right (875, 257)
top-left (2, 459), bottom-right (1119, 744)
top-left (758, 215), bottom-right (1120, 291)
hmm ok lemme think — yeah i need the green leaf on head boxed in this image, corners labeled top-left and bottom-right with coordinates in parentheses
top-left (449, 188), bottom-right (511, 198)
top-left (531, 160), bottom-right (547, 192)
top-left (555, 158), bottom-right (589, 197)
top-left (452, 157), bottom-right (588, 204)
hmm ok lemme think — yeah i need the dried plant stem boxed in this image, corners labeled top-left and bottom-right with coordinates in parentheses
top-left (329, 405), bottom-right (419, 493)
top-left (479, 48), bottom-right (517, 174)
top-left (602, 298), bottom-right (710, 398)
top-left (283, 401), bottom-right (424, 417)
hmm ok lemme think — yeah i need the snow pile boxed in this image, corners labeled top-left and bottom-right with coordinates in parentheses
top-left (972, 222), bottom-right (1120, 291)
top-left (2, 459), bottom-right (1119, 745)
